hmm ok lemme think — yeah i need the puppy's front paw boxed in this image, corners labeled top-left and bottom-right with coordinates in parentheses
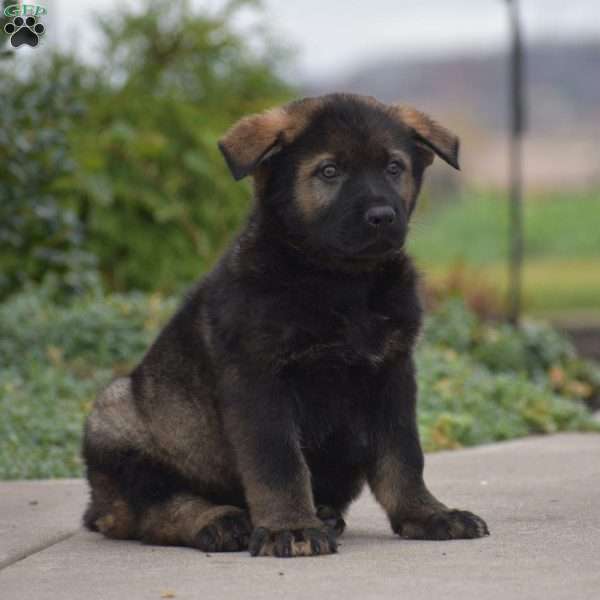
top-left (249, 526), bottom-right (338, 557)
top-left (396, 509), bottom-right (489, 540)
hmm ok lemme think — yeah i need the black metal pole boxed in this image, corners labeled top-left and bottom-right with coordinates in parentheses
top-left (506, 0), bottom-right (525, 326)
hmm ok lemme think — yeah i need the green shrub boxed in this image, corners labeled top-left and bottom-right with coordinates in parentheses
top-left (0, 0), bottom-right (294, 299)
top-left (0, 281), bottom-right (176, 368)
top-left (421, 298), bottom-right (477, 353)
top-left (421, 298), bottom-right (600, 406)
top-left (0, 56), bottom-right (98, 299)
top-left (416, 346), bottom-right (596, 452)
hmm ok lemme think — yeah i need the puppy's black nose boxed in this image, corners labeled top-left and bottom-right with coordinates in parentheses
top-left (365, 206), bottom-right (396, 228)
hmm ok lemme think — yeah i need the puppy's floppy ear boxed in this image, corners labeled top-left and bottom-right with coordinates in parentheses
top-left (219, 108), bottom-right (299, 180)
top-left (390, 105), bottom-right (460, 170)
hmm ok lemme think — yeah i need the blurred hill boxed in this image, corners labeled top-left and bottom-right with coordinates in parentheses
top-left (307, 41), bottom-right (600, 190)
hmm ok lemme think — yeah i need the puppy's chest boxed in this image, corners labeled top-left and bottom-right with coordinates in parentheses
top-left (285, 302), bottom-right (406, 369)
top-left (340, 310), bottom-right (399, 364)
top-left (292, 366), bottom-right (375, 454)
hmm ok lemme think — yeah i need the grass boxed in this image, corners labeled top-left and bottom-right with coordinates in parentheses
top-left (409, 189), bottom-right (600, 317)
top-left (423, 259), bottom-right (600, 316)
top-left (1, 286), bottom-right (598, 480)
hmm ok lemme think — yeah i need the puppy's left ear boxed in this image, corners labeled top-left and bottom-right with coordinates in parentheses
top-left (390, 105), bottom-right (460, 170)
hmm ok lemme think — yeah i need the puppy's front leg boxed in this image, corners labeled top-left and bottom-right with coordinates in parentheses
top-left (222, 371), bottom-right (337, 557)
top-left (368, 359), bottom-right (490, 540)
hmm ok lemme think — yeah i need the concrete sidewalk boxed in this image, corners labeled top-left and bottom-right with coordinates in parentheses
top-left (1, 433), bottom-right (599, 600)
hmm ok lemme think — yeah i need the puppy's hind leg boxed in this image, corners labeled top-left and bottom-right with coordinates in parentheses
top-left (85, 462), bottom-right (251, 552)
top-left (84, 470), bottom-right (136, 540)
top-left (84, 377), bottom-right (251, 552)
top-left (137, 494), bottom-right (251, 552)
top-left (85, 467), bottom-right (251, 551)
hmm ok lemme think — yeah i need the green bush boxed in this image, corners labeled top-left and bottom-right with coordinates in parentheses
top-left (0, 0), bottom-right (294, 299)
top-left (0, 281), bottom-right (176, 369)
top-left (1, 287), bottom-right (598, 479)
top-left (420, 298), bottom-right (600, 411)
top-left (0, 56), bottom-right (98, 298)
top-left (422, 298), bottom-right (478, 352)
top-left (416, 346), bottom-right (594, 452)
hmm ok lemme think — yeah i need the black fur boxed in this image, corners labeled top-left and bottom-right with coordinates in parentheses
top-left (82, 94), bottom-right (488, 556)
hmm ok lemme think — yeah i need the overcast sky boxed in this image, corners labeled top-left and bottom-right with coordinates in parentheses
top-left (50, 0), bottom-right (600, 79)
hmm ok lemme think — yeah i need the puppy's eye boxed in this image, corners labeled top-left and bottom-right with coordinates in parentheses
top-left (320, 164), bottom-right (339, 179)
top-left (386, 161), bottom-right (404, 177)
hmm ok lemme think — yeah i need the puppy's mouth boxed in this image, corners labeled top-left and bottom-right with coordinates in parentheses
top-left (334, 237), bottom-right (403, 261)
top-left (364, 238), bottom-right (395, 252)
top-left (357, 228), bottom-right (407, 255)
top-left (321, 229), bottom-right (406, 262)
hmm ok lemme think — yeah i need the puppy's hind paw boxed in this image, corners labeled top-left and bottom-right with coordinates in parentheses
top-left (193, 510), bottom-right (251, 552)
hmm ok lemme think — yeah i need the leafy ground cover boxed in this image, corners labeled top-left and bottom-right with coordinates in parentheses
top-left (1, 286), bottom-right (598, 479)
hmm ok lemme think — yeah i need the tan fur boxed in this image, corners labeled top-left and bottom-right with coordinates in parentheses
top-left (87, 471), bottom-right (134, 539)
top-left (293, 153), bottom-right (338, 219)
top-left (138, 496), bottom-right (244, 546)
top-left (219, 98), bottom-right (325, 180)
top-left (94, 500), bottom-right (133, 539)
top-left (365, 329), bottom-right (413, 367)
top-left (219, 95), bottom-right (458, 181)
top-left (369, 453), bottom-right (446, 521)
top-left (245, 479), bottom-right (321, 531)
top-left (255, 536), bottom-right (327, 558)
top-left (86, 377), bottom-right (239, 493)
top-left (85, 378), bottom-right (150, 456)
top-left (293, 148), bottom-right (417, 221)
top-left (389, 149), bottom-right (416, 211)
top-left (251, 164), bottom-right (270, 200)
top-left (218, 108), bottom-right (288, 178)
top-left (322, 93), bottom-right (455, 168)
top-left (388, 104), bottom-right (460, 169)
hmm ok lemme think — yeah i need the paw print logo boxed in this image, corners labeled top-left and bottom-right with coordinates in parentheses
top-left (4, 16), bottom-right (45, 48)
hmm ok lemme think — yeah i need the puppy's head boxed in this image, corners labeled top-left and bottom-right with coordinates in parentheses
top-left (219, 94), bottom-right (459, 264)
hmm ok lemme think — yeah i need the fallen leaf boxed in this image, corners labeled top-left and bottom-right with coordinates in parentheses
top-left (566, 380), bottom-right (593, 398)
top-left (549, 366), bottom-right (565, 387)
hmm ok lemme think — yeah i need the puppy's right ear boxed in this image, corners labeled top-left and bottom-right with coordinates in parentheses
top-left (219, 106), bottom-right (305, 180)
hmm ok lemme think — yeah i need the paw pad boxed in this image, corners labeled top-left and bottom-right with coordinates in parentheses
top-left (4, 16), bottom-right (45, 48)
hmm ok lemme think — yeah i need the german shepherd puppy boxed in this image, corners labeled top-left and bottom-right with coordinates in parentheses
top-left (83, 93), bottom-right (489, 558)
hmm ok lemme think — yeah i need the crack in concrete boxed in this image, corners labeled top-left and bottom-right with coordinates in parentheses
top-left (0, 530), bottom-right (78, 572)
